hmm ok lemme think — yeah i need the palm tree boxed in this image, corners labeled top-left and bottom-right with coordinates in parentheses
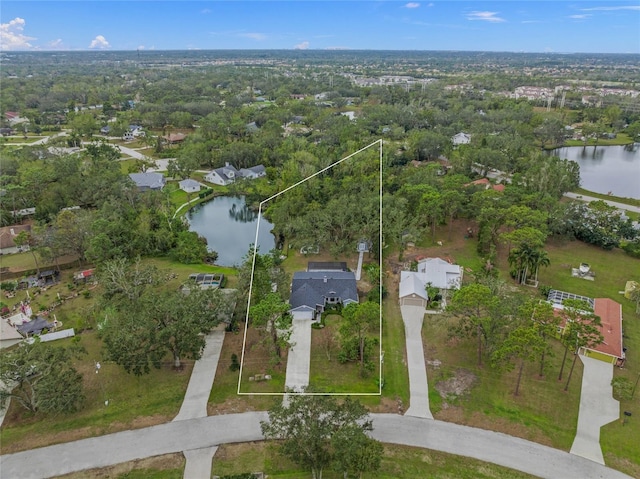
top-left (530, 249), bottom-right (550, 284)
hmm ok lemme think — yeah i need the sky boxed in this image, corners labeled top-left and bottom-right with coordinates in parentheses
top-left (1, 1), bottom-right (639, 54)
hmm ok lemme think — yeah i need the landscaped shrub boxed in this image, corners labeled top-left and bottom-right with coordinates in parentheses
top-left (229, 353), bottom-right (240, 371)
top-left (611, 377), bottom-right (634, 401)
top-left (0, 281), bottom-right (18, 291)
top-left (622, 239), bottom-right (640, 259)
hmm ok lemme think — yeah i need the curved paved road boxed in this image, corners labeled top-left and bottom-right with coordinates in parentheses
top-left (564, 192), bottom-right (640, 213)
top-left (0, 412), bottom-right (631, 479)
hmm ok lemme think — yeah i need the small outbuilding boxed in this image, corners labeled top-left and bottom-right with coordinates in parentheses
top-left (179, 179), bottom-right (201, 194)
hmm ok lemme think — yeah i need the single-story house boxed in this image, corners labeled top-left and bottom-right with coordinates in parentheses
top-left (163, 132), bottom-right (186, 144)
top-left (417, 257), bottom-right (463, 291)
top-left (74, 269), bottom-right (95, 284)
top-left (17, 317), bottom-right (56, 336)
top-left (239, 165), bottom-right (267, 180)
top-left (0, 224), bottom-right (32, 255)
top-left (1, 319), bottom-right (24, 349)
top-left (289, 270), bottom-right (359, 320)
top-left (129, 172), bottom-right (166, 191)
top-left (100, 125), bottom-right (111, 135)
top-left (399, 271), bottom-right (429, 308)
top-left (179, 179), bottom-right (201, 193)
top-left (205, 163), bottom-right (240, 186)
top-left (452, 132), bottom-right (471, 146)
top-left (464, 178), bottom-right (505, 192)
top-left (548, 290), bottom-right (624, 366)
top-left (0, 127), bottom-right (14, 136)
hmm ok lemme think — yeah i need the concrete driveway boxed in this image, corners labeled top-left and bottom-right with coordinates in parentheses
top-left (570, 354), bottom-right (620, 464)
top-left (284, 318), bottom-right (312, 392)
top-left (173, 326), bottom-right (226, 422)
top-left (400, 305), bottom-right (433, 419)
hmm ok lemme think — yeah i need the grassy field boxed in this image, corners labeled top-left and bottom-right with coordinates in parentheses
top-left (0, 332), bottom-right (193, 454)
top-left (308, 314), bottom-right (380, 394)
top-left (0, 256), bottom-right (240, 453)
top-left (55, 453), bottom-right (185, 479)
top-left (564, 133), bottom-right (635, 147)
top-left (210, 441), bottom-right (538, 479)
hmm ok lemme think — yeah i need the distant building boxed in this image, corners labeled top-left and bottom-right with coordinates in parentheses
top-left (0, 224), bottom-right (32, 255)
top-left (451, 132), bottom-right (471, 146)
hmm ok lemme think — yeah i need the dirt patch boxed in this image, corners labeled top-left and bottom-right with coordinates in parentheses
top-left (434, 408), bottom-right (554, 448)
top-left (209, 396), bottom-right (260, 415)
top-left (369, 396), bottom-right (404, 414)
top-left (54, 453), bottom-right (185, 478)
top-left (435, 369), bottom-right (477, 406)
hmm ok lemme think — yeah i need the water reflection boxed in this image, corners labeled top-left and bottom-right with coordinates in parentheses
top-left (228, 202), bottom-right (258, 222)
top-left (187, 195), bottom-right (275, 266)
top-left (553, 144), bottom-right (640, 199)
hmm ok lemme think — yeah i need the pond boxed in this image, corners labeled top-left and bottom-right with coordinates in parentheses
top-left (552, 144), bottom-right (640, 199)
top-left (186, 196), bottom-right (275, 267)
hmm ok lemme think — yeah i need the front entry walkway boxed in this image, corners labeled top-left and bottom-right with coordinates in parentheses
top-left (284, 318), bottom-right (312, 393)
top-left (570, 354), bottom-right (619, 464)
top-left (400, 305), bottom-right (433, 419)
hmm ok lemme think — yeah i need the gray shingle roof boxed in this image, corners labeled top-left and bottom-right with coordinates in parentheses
top-left (129, 172), bottom-right (165, 189)
top-left (290, 271), bottom-right (358, 311)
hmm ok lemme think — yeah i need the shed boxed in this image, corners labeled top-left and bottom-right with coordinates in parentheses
top-left (179, 179), bottom-right (201, 193)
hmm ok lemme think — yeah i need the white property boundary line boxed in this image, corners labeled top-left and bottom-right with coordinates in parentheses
top-left (237, 139), bottom-right (383, 396)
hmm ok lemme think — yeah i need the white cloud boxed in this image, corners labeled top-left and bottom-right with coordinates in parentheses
top-left (466, 11), bottom-right (506, 23)
top-left (581, 5), bottom-right (640, 11)
top-left (294, 41), bottom-right (309, 50)
top-left (428, 2), bottom-right (434, 6)
top-left (0, 17), bottom-right (36, 50)
top-left (569, 14), bottom-right (592, 19)
top-left (325, 46), bottom-right (350, 50)
top-left (137, 45), bottom-right (145, 50)
top-left (240, 32), bottom-right (267, 41)
top-left (89, 35), bottom-right (110, 49)
top-left (201, 8), bottom-right (212, 14)
top-left (405, 2), bottom-right (420, 8)
top-left (47, 38), bottom-right (64, 49)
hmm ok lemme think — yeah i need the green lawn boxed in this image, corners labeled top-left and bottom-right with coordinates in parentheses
top-left (425, 312), bottom-right (582, 451)
top-left (0, 332), bottom-right (192, 454)
top-left (564, 133), bottom-right (634, 147)
top-left (537, 239), bottom-right (640, 477)
top-left (308, 314), bottom-right (380, 394)
top-left (210, 441), bottom-right (538, 479)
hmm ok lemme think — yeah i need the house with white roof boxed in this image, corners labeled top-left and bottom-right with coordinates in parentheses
top-left (399, 258), bottom-right (463, 308)
top-left (451, 132), bottom-right (471, 146)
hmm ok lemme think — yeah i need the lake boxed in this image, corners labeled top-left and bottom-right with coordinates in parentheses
top-left (186, 196), bottom-right (275, 267)
top-left (553, 144), bottom-right (640, 199)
